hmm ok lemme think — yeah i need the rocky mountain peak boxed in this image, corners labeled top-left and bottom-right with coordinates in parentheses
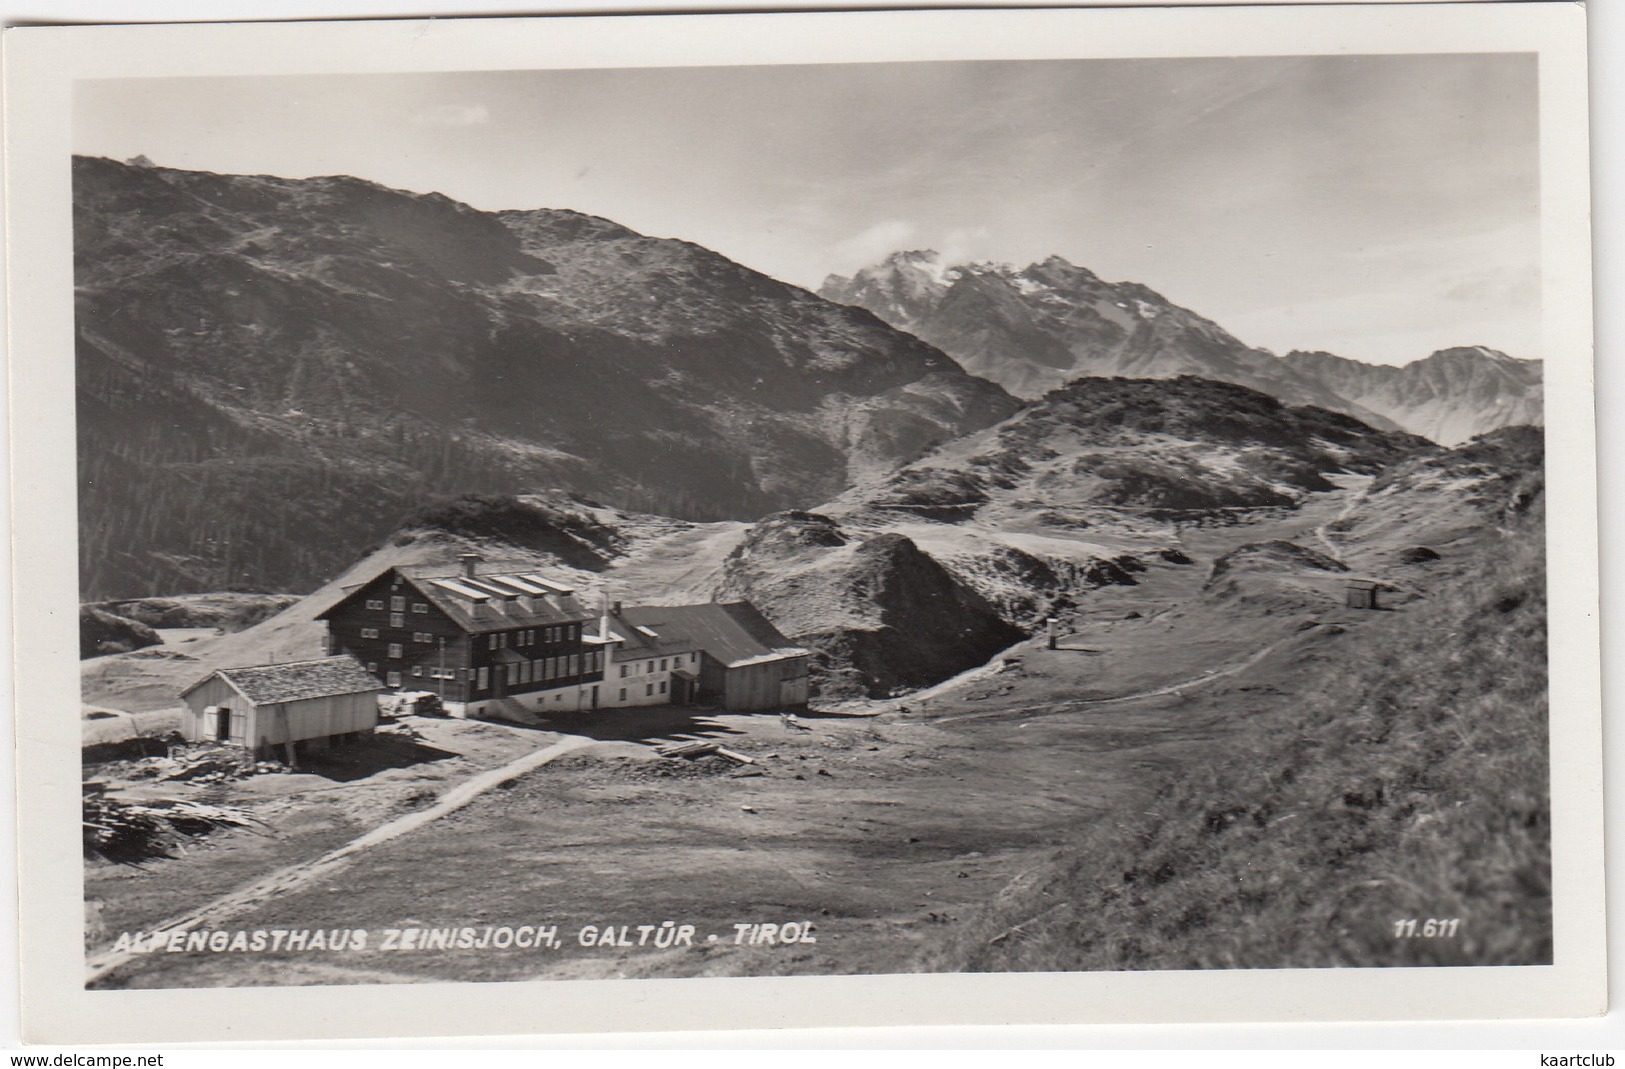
top-left (1282, 345), bottom-right (1541, 445)
top-left (825, 245), bottom-right (1542, 444)
top-left (1022, 254), bottom-right (1098, 286)
top-left (821, 247), bottom-right (1392, 421)
top-left (1423, 345), bottom-right (1531, 370)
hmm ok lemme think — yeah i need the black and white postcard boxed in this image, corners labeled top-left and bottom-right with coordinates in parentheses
top-left (4, 2), bottom-right (1603, 1044)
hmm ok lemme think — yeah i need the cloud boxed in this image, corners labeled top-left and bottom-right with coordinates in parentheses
top-left (831, 220), bottom-right (917, 274)
top-left (938, 226), bottom-right (992, 267)
top-left (413, 103), bottom-right (491, 127)
top-left (1442, 264), bottom-right (1540, 309)
top-left (826, 221), bottom-right (999, 278)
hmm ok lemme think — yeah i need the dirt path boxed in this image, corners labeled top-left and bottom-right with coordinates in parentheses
top-left (932, 627), bottom-right (1317, 725)
top-left (85, 733), bottom-right (595, 983)
top-left (1311, 474), bottom-right (1373, 564)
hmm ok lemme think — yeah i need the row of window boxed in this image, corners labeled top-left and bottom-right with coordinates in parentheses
top-left (357, 626), bottom-right (584, 650)
top-left (366, 596), bottom-right (430, 614)
top-left (617, 680), bottom-right (669, 701)
top-left (486, 625), bottom-right (577, 650)
top-left (375, 665), bottom-right (445, 687)
top-left (368, 653), bottom-right (603, 690)
top-left (360, 628), bottom-right (440, 644)
top-left (618, 653), bottom-right (697, 679)
top-left (473, 648), bottom-right (603, 692)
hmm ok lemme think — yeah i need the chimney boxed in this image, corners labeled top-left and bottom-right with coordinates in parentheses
top-left (459, 553), bottom-right (481, 579)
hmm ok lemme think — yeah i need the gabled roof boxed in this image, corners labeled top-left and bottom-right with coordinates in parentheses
top-left (184, 656), bottom-right (384, 705)
top-left (586, 612), bottom-right (692, 658)
top-left (616, 602), bottom-right (811, 668)
top-left (319, 561), bottom-right (593, 634)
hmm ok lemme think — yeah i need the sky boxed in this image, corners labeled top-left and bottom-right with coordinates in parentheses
top-left (73, 53), bottom-right (1540, 365)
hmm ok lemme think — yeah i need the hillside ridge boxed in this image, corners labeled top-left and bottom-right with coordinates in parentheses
top-left (74, 155), bottom-right (1017, 599)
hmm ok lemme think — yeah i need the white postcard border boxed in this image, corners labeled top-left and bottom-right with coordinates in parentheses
top-left (4, 3), bottom-right (1601, 1044)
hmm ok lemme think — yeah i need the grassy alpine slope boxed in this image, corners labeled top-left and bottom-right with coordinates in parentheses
top-left (920, 484), bottom-right (1548, 971)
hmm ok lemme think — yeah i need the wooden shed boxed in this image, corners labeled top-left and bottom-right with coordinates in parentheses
top-left (179, 656), bottom-right (385, 760)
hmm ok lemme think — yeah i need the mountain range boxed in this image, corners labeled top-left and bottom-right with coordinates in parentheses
top-left (76, 157), bottom-right (1540, 603)
top-left (74, 156), bottom-right (1015, 599)
top-left (819, 250), bottom-right (1539, 444)
top-left (1282, 346), bottom-right (1541, 447)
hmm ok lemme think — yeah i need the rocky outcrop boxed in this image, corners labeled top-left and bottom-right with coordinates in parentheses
top-left (80, 606), bottom-right (161, 658)
top-left (719, 517), bottom-right (1023, 699)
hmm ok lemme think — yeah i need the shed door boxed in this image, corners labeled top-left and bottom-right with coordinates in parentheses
top-left (229, 706), bottom-right (248, 744)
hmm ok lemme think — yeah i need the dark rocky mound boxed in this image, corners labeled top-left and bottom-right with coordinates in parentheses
top-left (80, 606), bottom-right (161, 658)
top-left (849, 375), bottom-right (1428, 527)
top-left (725, 511), bottom-right (848, 556)
top-left (867, 467), bottom-right (990, 522)
top-left (1011, 376), bottom-right (1425, 469)
top-left (800, 534), bottom-right (1025, 699)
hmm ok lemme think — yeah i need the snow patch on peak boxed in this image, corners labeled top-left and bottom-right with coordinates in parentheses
top-left (875, 249), bottom-right (952, 287)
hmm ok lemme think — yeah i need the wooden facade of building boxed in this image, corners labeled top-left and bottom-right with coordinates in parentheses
top-left (317, 556), bottom-right (604, 718)
top-left (317, 556), bottom-right (809, 718)
top-left (179, 656), bottom-right (384, 759)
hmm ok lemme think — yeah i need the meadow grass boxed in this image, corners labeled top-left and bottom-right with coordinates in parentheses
top-left (921, 499), bottom-right (1549, 972)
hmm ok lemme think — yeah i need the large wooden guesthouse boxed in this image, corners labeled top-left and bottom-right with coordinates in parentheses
top-left (319, 555), bottom-right (605, 718)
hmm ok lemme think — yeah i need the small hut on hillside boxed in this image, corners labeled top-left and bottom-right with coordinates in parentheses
top-left (1345, 580), bottom-right (1381, 610)
top-left (179, 655), bottom-right (384, 761)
